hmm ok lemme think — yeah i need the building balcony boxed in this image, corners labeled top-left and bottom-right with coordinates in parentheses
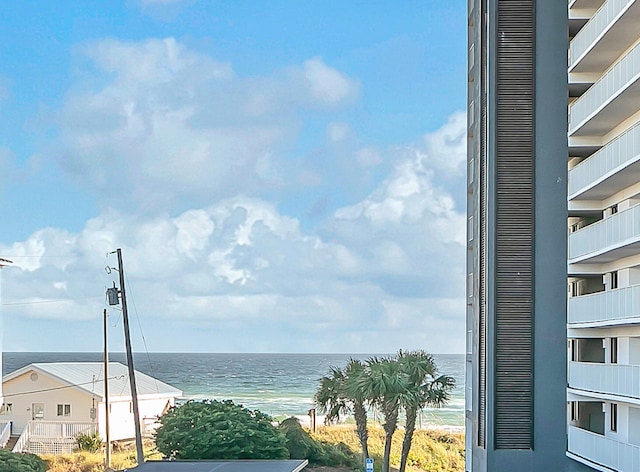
top-left (569, 203), bottom-right (640, 263)
top-left (569, 121), bottom-right (640, 200)
top-left (569, 361), bottom-right (640, 398)
top-left (568, 425), bottom-right (640, 472)
top-left (569, 38), bottom-right (640, 137)
top-left (569, 0), bottom-right (640, 74)
top-left (569, 284), bottom-right (640, 326)
top-left (569, 0), bottom-right (607, 11)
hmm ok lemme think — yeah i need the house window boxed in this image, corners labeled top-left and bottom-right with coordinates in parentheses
top-left (0, 403), bottom-right (12, 415)
top-left (611, 338), bottom-right (618, 364)
top-left (611, 403), bottom-right (618, 432)
top-left (611, 271), bottom-right (618, 290)
top-left (57, 404), bottom-right (71, 417)
top-left (571, 402), bottom-right (578, 422)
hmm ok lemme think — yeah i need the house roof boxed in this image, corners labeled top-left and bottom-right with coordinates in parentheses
top-left (121, 460), bottom-right (308, 472)
top-left (3, 362), bottom-right (182, 401)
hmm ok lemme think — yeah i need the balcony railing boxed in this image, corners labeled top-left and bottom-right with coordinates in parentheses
top-left (569, 121), bottom-right (640, 198)
top-left (570, 0), bottom-right (608, 9)
top-left (569, 203), bottom-right (640, 261)
top-left (12, 421), bottom-right (97, 455)
top-left (568, 425), bottom-right (640, 471)
top-left (569, 37), bottom-right (640, 135)
top-left (569, 284), bottom-right (640, 325)
top-left (569, 0), bottom-right (634, 70)
top-left (569, 361), bottom-right (640, 397)
top-left (0, 422), bottom-right (10, 448)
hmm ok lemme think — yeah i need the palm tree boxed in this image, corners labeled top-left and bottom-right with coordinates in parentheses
top-left (315, 359), bottom-right (370, 463)
top-left (397, 350), bottom-right (455, 472)
top-left (343, 359), bottom-right (370, 463)
top-left (359, 356), bottom-right (409, 472)
top-left (315, 366), bottom-right (348, 422)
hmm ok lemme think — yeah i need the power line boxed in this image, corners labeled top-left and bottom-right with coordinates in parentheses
top-left (2, 296), bottom-right (103, 306)
top-left (125, 273), bottom-right (161, 395)
top-left (2, 375), bottom-right (127, 399)
top-left (0, 255), bottom-right (74, 258)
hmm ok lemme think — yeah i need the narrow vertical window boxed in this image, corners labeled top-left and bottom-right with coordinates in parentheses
top-left (611, 403), bottom-right (618, 432)
top-left (469, 43), bottom-right (475, 70)
top-left (611, 338), bottom-right (618, 364)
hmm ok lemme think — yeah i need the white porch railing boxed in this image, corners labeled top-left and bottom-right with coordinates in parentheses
top-left (12, 429), bottom-right (29, 454)
top-left (0, 422), bottom-right (11, 448)
top-left (569, 203), bottom-right (640, 261)
top-left (569, 0), bottom-right (633, 70)
top-left (570, 32), bottom-right (640, 135)
top-left (569, 361), bottom-right (640, 398)
top-left (12, 421), bottom-right (97, 455)
top-left (568, 121), bottom-right (640, 198)
top-left (568, 425), bottom-right (640, 471)
top-left (569, 284), bottom-right (640, 325)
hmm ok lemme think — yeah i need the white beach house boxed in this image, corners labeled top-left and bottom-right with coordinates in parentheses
top-left (0, 362), bottom-right (182, 454)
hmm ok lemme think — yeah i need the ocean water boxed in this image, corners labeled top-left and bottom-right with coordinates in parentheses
top-left (3, 352), bottom-right (465, 428)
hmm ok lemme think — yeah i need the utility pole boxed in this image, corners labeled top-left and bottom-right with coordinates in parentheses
top-left (103, 308), bottom-right (111, 469)
top-left (107, 249), bottom-right (144, 465)
top-left (0, 257), bottom-right (13, 406)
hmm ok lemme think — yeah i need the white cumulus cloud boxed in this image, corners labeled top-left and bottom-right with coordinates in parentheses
top-left (2, 110), bottom-right (465, 353)
top-left (55, 38), bottom-right (360, 212)
top-left (302, 58), bottom-right (359, 107)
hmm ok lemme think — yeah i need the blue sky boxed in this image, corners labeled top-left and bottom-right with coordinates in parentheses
top-left (0, 0), bottom-right (467, 353)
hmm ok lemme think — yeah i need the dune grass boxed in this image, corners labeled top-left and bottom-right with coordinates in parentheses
top-left (42, 444), bottom-right (161, 472)
top-left (311, 426), bottom-right (465, 472)
top-left (41, 427), bottom-right (464, 472)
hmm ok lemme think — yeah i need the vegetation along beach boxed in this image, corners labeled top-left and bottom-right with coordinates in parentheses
top-left (3, 351), bottom-right (464, 471)
top-left (4, 352), bottom-right (464, 429)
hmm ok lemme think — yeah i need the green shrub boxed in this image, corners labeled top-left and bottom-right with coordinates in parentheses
top-left (155, 400), bottom-right (289, 460)
top-left (75, 432), bottom-right (103, 453)
top-left (278, 417), bottom-right (359, 469)
top-left (0, 448), bottom-right (48, 472)
top-left (279, 417), bottom-right (322, 460)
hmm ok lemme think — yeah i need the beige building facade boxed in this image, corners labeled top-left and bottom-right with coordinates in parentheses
top-left (1, 362), bottom-right (181, 452)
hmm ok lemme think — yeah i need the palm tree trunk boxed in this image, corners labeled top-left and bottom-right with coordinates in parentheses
top-left (382, 433), bottom-right (394, 472)
top-left (353, 401), bottom-right (369, 463)
top-left (399, 406), bottom-right (418, 472)
top-left (381, 403), bottom-right (398, 472)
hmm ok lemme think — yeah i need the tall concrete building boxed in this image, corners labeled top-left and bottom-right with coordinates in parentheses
top-left (566, 0), bottom-right (640, 470)
top-left (467, 0), bottom-right (640, 471)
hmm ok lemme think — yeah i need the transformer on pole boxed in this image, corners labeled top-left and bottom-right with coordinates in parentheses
top-left (106, 249), bottom-right (144, 466)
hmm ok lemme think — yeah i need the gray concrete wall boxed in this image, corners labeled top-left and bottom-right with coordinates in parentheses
top-left (467, 0), bottom-right (594, 470)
